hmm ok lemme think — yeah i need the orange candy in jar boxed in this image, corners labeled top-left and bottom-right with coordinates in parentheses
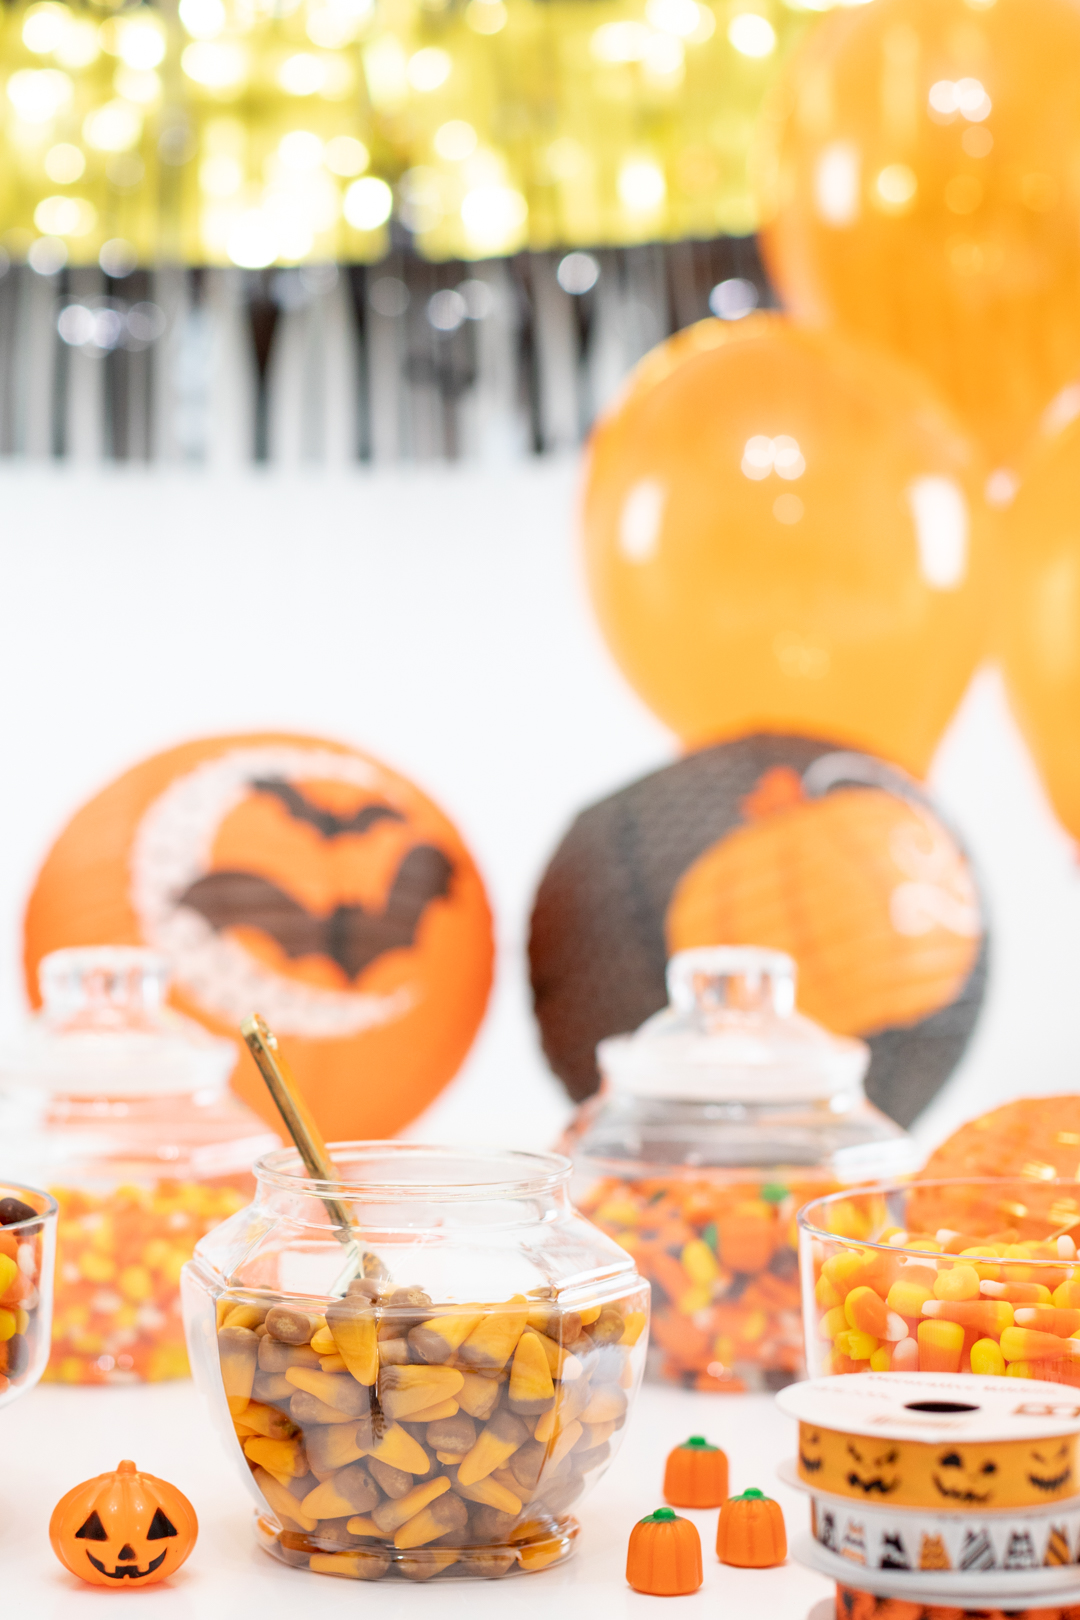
top-left (0, 948), bottom-right (278, 1384)
top-left (800, 1178), bottom-right (1080, 1383)
top-left (50, 1179), bottom-right (250, 1382)
top-left (563, 948), bottom-right (912, 1391)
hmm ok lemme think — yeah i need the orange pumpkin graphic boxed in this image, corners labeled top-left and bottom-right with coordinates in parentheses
top-left (529, 733), bottom-right (986, 1126)
top-left (667, 763), bottom-right (980, 1040)
top-left (24, 734), bottom-right (494, 1141)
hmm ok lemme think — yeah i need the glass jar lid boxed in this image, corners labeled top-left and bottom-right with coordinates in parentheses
top-left (596, 946), bottom-right (869, 1104)
top-left (0, 946), bottom-right (237, 1097)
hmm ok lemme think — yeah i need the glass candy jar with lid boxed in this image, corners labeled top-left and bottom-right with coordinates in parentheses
top-left (181, 1142), bottom-right (649, 1582)
top-left (560, 946), bottom-right (913, 1392)
top-left (0, 946), bottom-right (279, 1384)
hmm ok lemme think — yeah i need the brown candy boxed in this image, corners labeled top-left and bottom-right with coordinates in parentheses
top-left (265, 1306), bottom-right (315, 1345)
top-left (378, 1338), bottom-right (412, 1366)
top-left (425, 1413), bottom-right (477, 1454)
top-left (301, 1462), bottom-right (379, 1520)
top-left (588, 1308), bottom-right (625, 1346)
top-left (368, 1458), bottom-right (413, 1500)
top-left (346, 1278), bottom-right (382, 1301)
top-left (508, 1441), bottom-right (545, 1492)
top-left (393, 1490), bottom-right (469, 1549)
top-left (456, 1550), bottom-right (516, 1578)
top-left (258, 1337), bottom-right (319, 1373)
top-left (310, 1548), bottom-right (392, 1580)
top-left (469, 1504), bottom-right (519, 1541)
top-left (289, 1391), bottom-right (359, 1427)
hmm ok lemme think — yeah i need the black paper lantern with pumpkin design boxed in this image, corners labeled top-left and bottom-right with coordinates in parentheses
top-left (528, 733), bottom-right (987, 1127)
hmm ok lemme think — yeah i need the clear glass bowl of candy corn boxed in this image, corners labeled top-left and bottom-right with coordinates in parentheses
top-left (799, 1178), bottom-right (1080, 1382)
top-left (181, 1143), bottom-right (649, 1581)
top-left (0, 1180), bottom-right (58, 1410)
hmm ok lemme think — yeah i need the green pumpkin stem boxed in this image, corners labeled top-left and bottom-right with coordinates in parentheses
top-left (682, 1435), bottom-right (718, 1451)
top-left (641, 1507), bottom-right (679, 1523)
top-left (732, 1488), bottom-right (768, 1501)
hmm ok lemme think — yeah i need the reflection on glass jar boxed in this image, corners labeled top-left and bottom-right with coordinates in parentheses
top-left (182, 1143), bottom-right (649, 1580)
top-left (562, 948), bottom-right (913, 1392)
top-left (0, 947), bottom-right (279, 1384)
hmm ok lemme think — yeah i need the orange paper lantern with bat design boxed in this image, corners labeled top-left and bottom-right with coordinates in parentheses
top-left (24, 734), bottom-right (494, 1140)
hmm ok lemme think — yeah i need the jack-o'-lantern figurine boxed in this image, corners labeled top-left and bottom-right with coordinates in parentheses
top-left (530, 732), bottom-right (987, 1127)
top-left (50, 1460), bottom-right (197, 1587)
top-left (23, 733), bottom-right (494, 1142)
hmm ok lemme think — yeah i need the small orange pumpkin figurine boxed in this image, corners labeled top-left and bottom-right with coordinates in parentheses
top-left (626, 1507), bottom-right (703, 1595)
top-left (716, 1488), bottom-right (786, 1569)
top-left (663, 1435), bottom-right (730, 1509)
top-left (50, 1460), bottom-right (197, 1587)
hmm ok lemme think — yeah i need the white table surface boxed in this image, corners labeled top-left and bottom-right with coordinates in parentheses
top-left (1, 1378), bottom-right (833, 1619)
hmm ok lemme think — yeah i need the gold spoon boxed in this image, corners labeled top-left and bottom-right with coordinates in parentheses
top-left (241, 1013), bottom-right (368, 1293)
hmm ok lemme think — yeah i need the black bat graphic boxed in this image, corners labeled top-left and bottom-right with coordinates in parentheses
top-left (176, 845), bottom-right (453, 980)
top-left (250, 778), bottom-right (405, 841)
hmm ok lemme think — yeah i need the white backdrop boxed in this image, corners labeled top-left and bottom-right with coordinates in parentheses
top-left (1, 458), bottom-right (1077, 1160)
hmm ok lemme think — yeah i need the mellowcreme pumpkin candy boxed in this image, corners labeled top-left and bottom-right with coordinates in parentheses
top-left (627, 1508), bottom-right (703, 1595)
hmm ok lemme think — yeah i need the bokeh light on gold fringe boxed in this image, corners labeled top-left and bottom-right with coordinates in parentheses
top-left (0, 0), bottom-right (866, 268)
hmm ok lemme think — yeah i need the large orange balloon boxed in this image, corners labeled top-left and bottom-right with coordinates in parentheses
top-left (999, 402), bottom-right (1080, 841)
top-left (581, 314), bottom-right (990, 777)
top-left (24, 734), bottom-right (494, 1141)
top-left (755, 0), bottom-right (1080, 465)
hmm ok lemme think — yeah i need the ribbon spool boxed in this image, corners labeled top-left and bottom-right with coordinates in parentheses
top-left (781, 1373), bottom-right (1080, 1610)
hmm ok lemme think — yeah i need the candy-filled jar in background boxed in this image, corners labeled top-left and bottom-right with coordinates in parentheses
top-left (0, 948), bottom-right (278, 1385)
top-left (560, 948), bottom-right (913, 1391)
top-left (0, 1180), bottom-right (57, 1408)
top-left (181, 1144), bottom-right (649, 1582)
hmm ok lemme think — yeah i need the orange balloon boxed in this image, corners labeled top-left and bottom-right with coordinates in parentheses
top-left (999, 405), bottom-right (1080, 840)
top-left (24, 733), bottom-right (494, 1141)
top-left (581, 314), bottom-right (990, 776)
top-left (755, 0), bottom-right (1080, 465)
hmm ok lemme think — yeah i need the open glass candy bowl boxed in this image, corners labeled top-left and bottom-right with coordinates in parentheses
top-left (799, 1177), bottom-right (1080, 1381)
top-left (0, 1180), bottom-right (57, 1409)
top-left (181, 1143), bottom-right (649, 1581)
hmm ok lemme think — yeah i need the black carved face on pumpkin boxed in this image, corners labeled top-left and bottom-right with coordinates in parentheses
top-left (49, 1460), bottom-right (198, 1589)
top-left (75, 1503), bottom-right (178, 1580)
